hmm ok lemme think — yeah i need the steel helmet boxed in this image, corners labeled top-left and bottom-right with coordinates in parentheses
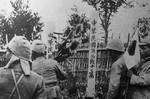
top-left (7, 36), bottom-right (31, 61)
top-left (106, 38), bottom-right (124, 52)
top-left (31, 40), bottom-right (46, 54)
top-left (139, 38), bottom-right (150, 46)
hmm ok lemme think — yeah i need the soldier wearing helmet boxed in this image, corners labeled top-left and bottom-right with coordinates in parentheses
top-left (31, 40), bottom-right (67, 99)
top-left (0, 36), bottom-right (46, 99)
top-left (125, 38), bottom-right (150, 99)
top-left (106, 38), bottom-right (127, 99)
top-left (106, 38), bottom-right (124, 62)
top-left (106, 35), bottom-right (150, 99)
top-left (106, 38), bottom-right (124, 52)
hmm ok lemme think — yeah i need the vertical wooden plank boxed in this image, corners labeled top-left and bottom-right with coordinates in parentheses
top-left (86, 20), bottom-right (97, 97)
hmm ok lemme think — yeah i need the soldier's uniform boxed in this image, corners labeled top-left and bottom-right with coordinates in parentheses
top-left (107, 36), bottom-right (150, 99)
top-left (0, 36), bottom-right (46, 99)
top-left (127, 59), bottom-right (150, 99)
top-left (32, 40), bottom-right (66, 99)
top-left (126, 40), bottom-right (150, 99)
top-left (106, 39), bottom-right (127, 99)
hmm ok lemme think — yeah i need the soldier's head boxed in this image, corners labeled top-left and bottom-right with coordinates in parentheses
top-left (139, 42), bottom-right (150, 60)
top-left (6, 36), bottom-right (31, 62)
top-left (31, 40), bottom-right (46, 60)
top-left (106, 38), bottom-right (125, 61)
top-left (5, 36), bottom-right (31, 75)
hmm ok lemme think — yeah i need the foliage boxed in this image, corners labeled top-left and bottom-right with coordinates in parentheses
top-left (63, 9), bottom-right (91, 43)
top-left (0, 0), bottom-right (44, 43)
top-left (137, 17), bottom-right (150, 39)
top-left (83, 0), bottom-right (127, 45)
top-left (54, 8), bottom-right (91, 62)
top-left (0, 18), bottom-right (13, 44)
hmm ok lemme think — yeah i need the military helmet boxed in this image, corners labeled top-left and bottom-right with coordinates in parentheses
top-left (106, 38), bottom-right (124, 52)
top-left (139, 39), bottom-right (150, 46)
top-left (31, 40), bottom-right (46, 54)
top-left (7, 36), bottom-right (31, 61)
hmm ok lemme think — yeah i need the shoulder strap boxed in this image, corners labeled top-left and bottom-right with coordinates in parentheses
top-left (9, 69), bottom-right (24, 99)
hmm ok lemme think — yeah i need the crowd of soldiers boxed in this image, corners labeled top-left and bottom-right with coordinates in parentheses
top-left (106, 38), bottom-right (150, 99)
top-left (0, 33), bottom-right (149, 99)
top-left (0, 36), bottom-right (66, 99)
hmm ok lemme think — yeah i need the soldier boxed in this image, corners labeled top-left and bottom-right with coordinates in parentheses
top-left (105, 38), bottom-right (127, 99)
top-left (126, 41), bottom-right (150, 99)
top-left (31, 40), bottom-right (67, 99)
top-left (0, 36), bottom-right (46, 99)
top-left (106, 37), bottom-right (150, 99)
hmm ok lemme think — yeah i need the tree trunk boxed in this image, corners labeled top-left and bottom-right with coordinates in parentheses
top-left (104, 27), bottom-right (108, 46)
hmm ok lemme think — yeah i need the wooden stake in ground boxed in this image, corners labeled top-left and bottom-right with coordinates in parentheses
top-left (86, 19), bottom-right (97, 98)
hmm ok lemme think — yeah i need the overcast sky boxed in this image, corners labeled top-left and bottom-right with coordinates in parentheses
top-left (29, 0), bottom-right (95, 41)
top-left (0, 0), bottom-right (150, 42)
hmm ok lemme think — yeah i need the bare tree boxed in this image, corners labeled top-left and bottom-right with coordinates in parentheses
top-left (83, 0), bottom-right (127, 45)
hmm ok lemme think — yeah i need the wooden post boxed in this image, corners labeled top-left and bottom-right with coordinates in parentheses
top-left (5, 34), bottom-right (8, 44)
top-left (86, 19), bottom-right (97, 98)
top-left (46, 45), bottom-right (49, 59)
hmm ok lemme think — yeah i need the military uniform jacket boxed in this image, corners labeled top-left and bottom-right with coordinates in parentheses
top-left (32, 57), bottom-right (66, 98)
top-left (0, 63), bottom-right (46, 99)
top-left (32, 57), bottom-right (66, 86)
top-left (127, 60), bottom-right (150, 99)
top-left (106, 56), bottom-right (129, 99)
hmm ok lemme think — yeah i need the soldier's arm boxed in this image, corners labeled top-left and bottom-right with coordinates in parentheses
top-left (54, 61), bottom-right (67, 80)
top-left (130, 73), bottom-right (150, 86)
top-left (34, 77), bottom-right (47, 99)
top-left (106, 63), bottom-right (122, 99)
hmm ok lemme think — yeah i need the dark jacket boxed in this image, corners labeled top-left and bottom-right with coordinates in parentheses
top-left (127, 60), bottom-right (150, 99)
top-left (106, 56), bottom-right (129, 99)
top-left (106, 55), bottom-right (150, 99)
top-left (32, 57), bottom-right (66, 98)
top-left (0, 63), bottom-right (46, 99)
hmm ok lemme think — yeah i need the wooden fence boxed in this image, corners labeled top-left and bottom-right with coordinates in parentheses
top-left (60, 48), bottom-right (112, 98)
top-left (0, 51), bottom-right (6, 67)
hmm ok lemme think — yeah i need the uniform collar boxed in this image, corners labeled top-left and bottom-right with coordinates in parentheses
top-left (4, 54), bottom-right (31, 76)
top-left (34, 56), bottom-right (45, 61)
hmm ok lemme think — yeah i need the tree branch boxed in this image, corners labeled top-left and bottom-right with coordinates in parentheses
top-left (106, 11), bottom-right (112, 28)
top-left (99, 12), bottom-right (105, 29)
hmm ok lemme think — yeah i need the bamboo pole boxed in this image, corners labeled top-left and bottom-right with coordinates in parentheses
top-left (5, 34), bottom-right (8, 44)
